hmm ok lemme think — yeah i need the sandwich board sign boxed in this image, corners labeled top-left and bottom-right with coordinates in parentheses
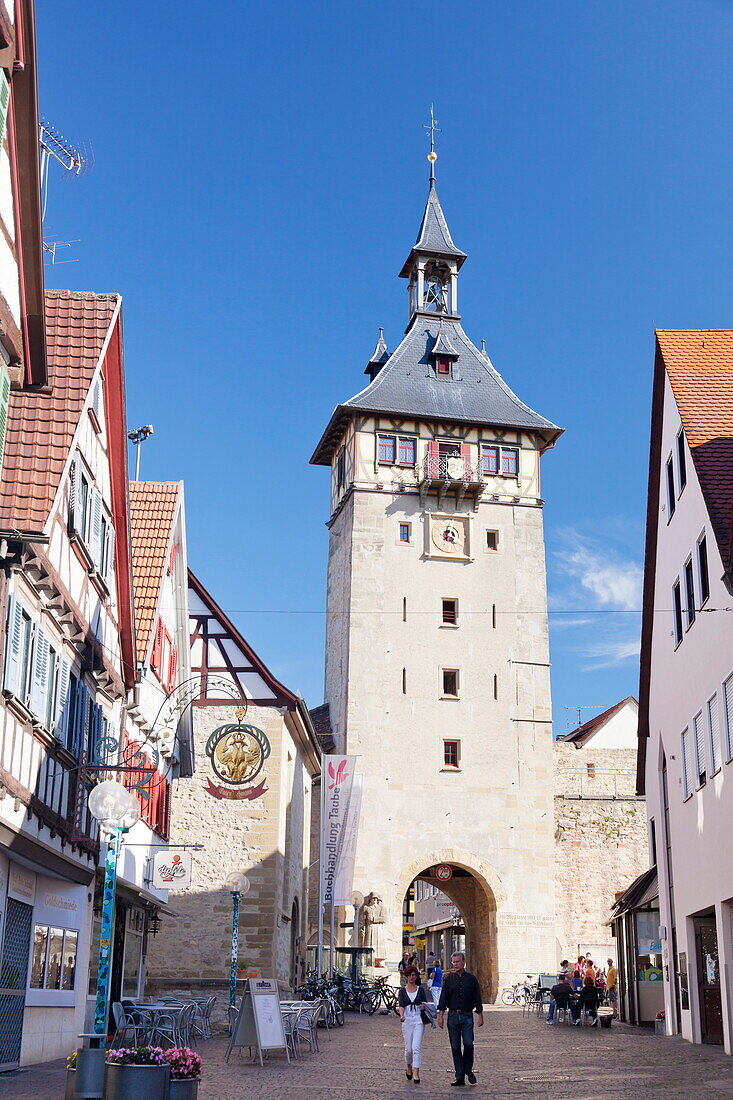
top-left (225, 977), bottom-right (289, 1066)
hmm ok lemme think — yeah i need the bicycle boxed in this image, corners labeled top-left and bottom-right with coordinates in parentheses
top-left (500, 974), bottom-right (535, 1006)
top-left (364, 975), bottom-right (399, 1015)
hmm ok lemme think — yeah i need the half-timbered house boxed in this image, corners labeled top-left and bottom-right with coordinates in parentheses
top-left (146, 569), bottom-right (321, 1016)
top-left (0, 290), bottom-right (134, 1066)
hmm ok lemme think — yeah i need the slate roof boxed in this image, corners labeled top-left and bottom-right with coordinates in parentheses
top-left (656, 330), bottom-right (733, 571)
top-left (312, 316), bottom-right (562, 464)
top-left (309, 703), bottom-right (335, 751)
top-left (557, 696), bottom-right (637, 747)
top-left (129, 482), bottom-right (181, 662)
top-left (399, 182), bottom-right (467, 276)
top-left (0, 290), bottom-right (119, 532)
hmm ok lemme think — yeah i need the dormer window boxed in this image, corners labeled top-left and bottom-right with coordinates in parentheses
top-left (436, 357), bottom-right (451, 377)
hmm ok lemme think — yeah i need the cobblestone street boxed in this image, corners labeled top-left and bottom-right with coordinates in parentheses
top-left (2, 1008), bottom-right (733, 1099)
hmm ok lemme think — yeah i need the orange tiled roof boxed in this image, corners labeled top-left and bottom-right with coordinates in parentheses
top-left (129, 481), bottom-right (180, 662)
top-left (657, 330), bottom-right (733, 570)
top-left (0, 290), bottom-right (119, 531)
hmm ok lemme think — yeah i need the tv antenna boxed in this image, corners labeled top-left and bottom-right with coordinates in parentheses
top-left (564, 704), bottom-right (610, 729)
top-left (38, 119), bottom-right (91, 261)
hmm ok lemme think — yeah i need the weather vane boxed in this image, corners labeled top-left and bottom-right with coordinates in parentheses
top-left (424, 105), bottom-right (442, 181)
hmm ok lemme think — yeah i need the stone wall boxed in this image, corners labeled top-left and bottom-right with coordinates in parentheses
top-left (147, 703), bottom-right (314, 997)
top-left (554, 743), bottom-right (649, 962)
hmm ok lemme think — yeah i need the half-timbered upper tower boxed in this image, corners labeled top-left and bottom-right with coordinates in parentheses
top-left (311, 159), bottom-right (562, 994)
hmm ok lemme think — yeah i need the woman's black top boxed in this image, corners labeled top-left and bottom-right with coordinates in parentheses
top-left (398, 985), bottom-right (429, 1011)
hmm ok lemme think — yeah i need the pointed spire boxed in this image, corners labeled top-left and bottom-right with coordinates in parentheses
top-left (364, 327), bottom-right (390, 377)
top-left (399, 182), bottom-right (467, 278)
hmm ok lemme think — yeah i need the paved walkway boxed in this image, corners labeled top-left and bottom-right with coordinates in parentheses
top-left (2, 1008), bottom-right (733, 1098)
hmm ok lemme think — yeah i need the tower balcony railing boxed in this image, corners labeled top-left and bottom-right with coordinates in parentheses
top-left (418, 455), bottom-right (485, 509)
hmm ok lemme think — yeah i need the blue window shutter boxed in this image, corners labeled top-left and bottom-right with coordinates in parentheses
top-left (28, 627), bottom-right (50, 720)
top-left (89, 488), bottom-right (103, 568)
top-left (0, 71), bottom-right (9, 150)
top-left (88, 702), bottom-right (102, 762)
top-left (72, 681), bottom-right (88, 758)
top-left (54, 658), bottom-right (71, 741)
top-left (105, 523), bottom-right (115, 586)
top-left (3, 594), bottom-right (23, 696)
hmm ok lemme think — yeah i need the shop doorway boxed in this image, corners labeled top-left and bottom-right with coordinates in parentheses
top-left (0, 899), bottom-right (33, 1070)
top-left (694, 913), bottom-right (723, 1045)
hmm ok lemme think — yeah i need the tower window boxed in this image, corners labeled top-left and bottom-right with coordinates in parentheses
top-left (501, 448), bottom-right (519, 476)
top-left (399, 522), bottom-right (411, 544)
top-left (493, 673), bottom-right (498, 700)
top-left (436, 357), bottom-right (451, 377)
top-left (378, 435), bottom-right (396, 464)
top-left (443, 740), bottom-right (460, 769)
top-left (441, 669), bottom-right (459, 698)
top-left (698, 534), bottom-right (710, 606)
top-left (481, 445), bottom-right (499, 475)
top-left (485, 530), bottom-right (499, 552)
top-left (398, 437), bottom-right (416, 466)
top-left (441, 598), bottom-right (458, 626)
top-left (336, 446), bottom-right (346, 492)
top-left (402, 668), bottom-right (407, 695)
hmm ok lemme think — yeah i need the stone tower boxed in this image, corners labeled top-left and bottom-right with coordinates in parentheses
top-left (311, 161), bottom-right (562, 996)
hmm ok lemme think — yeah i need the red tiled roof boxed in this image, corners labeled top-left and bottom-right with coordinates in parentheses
top-left (657, 330), bottom-right (733, 570)
top-left (557, 696), bottom-right (637, 746)
top-left (129, 482), bottom-right (180, 662)
top-left (0, 290), bottom-right (119, 531)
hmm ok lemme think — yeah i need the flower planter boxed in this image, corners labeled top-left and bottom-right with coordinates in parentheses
top-left (73, 1047), bottom-right (106, 1099)
top-left (103, 1062), bottom-right (170, 1100)
top-left (65, 1070), bottom-right (76, 1100)
top-left (655, 1019), bottom-right (666, 1036)
top-left (170, 1081), bottom-right (199, 1100)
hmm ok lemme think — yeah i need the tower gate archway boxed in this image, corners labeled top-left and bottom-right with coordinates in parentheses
top-left (396, 850), bottom-right (504, 1003)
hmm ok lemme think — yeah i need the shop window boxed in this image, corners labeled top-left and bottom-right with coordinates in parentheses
top-left (30, 925), bottom-right (77, 990)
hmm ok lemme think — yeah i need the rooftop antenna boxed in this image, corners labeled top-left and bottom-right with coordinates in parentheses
top-left (564, 704), bottom-right (610, 729)
top-left (424, 105), bottom-right (441, 182)
top-left (128, 425), bottom-right (154, 480)
top-left (39, 119), bottom-right (91, 259)
top-left (42, 238), bottom-right (80, 265)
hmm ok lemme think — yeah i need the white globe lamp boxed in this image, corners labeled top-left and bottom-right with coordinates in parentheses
top-left (88, 779), bottom-right (140, 833)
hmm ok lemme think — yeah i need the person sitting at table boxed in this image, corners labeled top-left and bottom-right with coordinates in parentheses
top-left (546, 975), bottom-right (580, 1024)
top-left (577, 975), bottom-right (601, 1026)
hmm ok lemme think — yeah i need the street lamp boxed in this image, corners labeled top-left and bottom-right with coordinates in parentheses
top-left (88, 780), bottom-right (140, 1035)
top-left (225, 871), bottom-right (250, 1011)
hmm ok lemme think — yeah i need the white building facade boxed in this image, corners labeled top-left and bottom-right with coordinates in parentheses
top-left (639, 330), bottom-right (733, 1050)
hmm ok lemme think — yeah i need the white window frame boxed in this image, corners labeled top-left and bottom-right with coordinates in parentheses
top-left (697, 532), bottom-right (710, 609)
top-left (672, 579), bottom-right (683, 647)
top-left (707, 692), bottom-right (721, 777)
top-left (676, 429), bottom-right (687, 496)
top-left (440, 597), bottom-right (459, 628)
top-left (681, 727), bottom-right (693, 800)
top-left (684, 557), bottom-right (696, 630)
top-left (722, 672), bottom-right (733, 763)
top-left (693, 710), bottom-right (706, 788)
top-left (440, 667), bottom-right (460, 699)
top-left (665, 453), bottom-right (675, 519)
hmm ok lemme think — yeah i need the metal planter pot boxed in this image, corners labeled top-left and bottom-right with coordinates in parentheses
top-left (74, 1047), bottom-right (106, 1098)
top-left (65, 1070), bottom-right (76, 1100)
top-left (103, 1062), bottom-right (171, 1100)
top-left (170, 1080), bottom-right (199, 1100)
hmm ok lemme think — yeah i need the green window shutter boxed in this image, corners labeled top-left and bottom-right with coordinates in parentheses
top-left (0, 70), bottom-right (10, 150)
top-left (0, 363), bottom-right (10, 479)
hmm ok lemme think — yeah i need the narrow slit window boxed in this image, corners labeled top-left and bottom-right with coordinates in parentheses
top-left (666, 456), bottom-right (675, 517)
top-left (442, 599), bottom-right (458, 625)
top-left (672, 580), bottom-right (683, 646)
top-left (698, 535), bottom-right (710, 606)
top-left (492, 604), bottom-right (497, 629)
top-left (684, 558), bottom-right (695, 628)
top-left (402, 597), bottom-right (407, 623)
top-left (442, 669), bottom-right (459, 698)
top-left (677, 431), bottom-right (687, 491)
top-left (493, 673), bottom-right (498, 700)
top-left (402, 668), bottom-right (407, 695)
top-left (443, 740), bottom-right (460, 768)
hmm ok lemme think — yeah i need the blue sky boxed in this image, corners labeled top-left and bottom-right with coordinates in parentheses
top-left (37, 0), bottom-right (733, 733)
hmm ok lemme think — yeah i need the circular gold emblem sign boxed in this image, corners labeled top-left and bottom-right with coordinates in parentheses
top-left (205, 722), bottom-right (271, 787)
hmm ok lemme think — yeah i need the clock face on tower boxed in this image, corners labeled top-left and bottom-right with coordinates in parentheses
top-left (430, 516), bottom-right (468, 557)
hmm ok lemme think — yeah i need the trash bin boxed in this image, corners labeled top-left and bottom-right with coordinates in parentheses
top-left (598, 1007), bottom-right (613, 1029)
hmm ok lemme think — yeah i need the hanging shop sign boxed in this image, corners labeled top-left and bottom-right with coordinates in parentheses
top-left (434, 864), bottom-right (453, 882)
top-left (203, 716), bottom-right (271, 801)
top-left (153, 850), bottom-right (193, 890)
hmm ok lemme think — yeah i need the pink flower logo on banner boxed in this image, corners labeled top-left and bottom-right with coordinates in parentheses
top-left (328, 759), bottom-right (349, 788)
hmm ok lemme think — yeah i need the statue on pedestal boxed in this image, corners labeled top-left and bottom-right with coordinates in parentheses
top-left (360, 892), bottom-right (386, 959)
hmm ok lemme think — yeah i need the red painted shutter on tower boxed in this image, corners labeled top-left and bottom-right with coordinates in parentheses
top-left (427, 440), bottom-right (440, 478)
top-left (459, 443), bottom-right (471, 478)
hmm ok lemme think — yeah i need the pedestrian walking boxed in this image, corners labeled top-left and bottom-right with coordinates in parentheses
top-left (605, 957), bottom-right (618, 1017)
top-left (429, 959), bottom-right (444, 1008)
top-left (399, 950), bottom-right (413, 986)
top-left (437, 951), bottom-right (484, 1087)
top-left (426, 951), bottom-right (437, 979)
top-left (398, 966), bottom-right (433, 1084)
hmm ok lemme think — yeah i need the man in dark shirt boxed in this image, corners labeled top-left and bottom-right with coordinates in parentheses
top-left (547, 976), bottom-right (580, 1024)
top-left (437, 952), bottom-right (484, 1086)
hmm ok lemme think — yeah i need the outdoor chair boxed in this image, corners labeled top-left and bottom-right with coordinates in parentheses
top-left (111, 1002), bottom-right (144, 1046)
top-left (281, 1009), bottom-right (300, 1060)
top-left (294, 1002), bottom-right (323, 1053)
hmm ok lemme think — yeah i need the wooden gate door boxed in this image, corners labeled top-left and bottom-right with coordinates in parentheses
top-left (694, 915), bottom-right (724, 1044)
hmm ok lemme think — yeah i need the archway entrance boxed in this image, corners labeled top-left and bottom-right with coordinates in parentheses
top-left (399, 857), bottom-right (499, 1003)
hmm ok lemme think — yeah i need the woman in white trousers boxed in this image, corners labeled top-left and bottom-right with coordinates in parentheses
top-left (398, 966), bottom-right (431, 1083)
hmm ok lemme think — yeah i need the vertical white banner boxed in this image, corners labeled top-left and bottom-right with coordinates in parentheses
top-left (320, 755), bottom-right (358, 904)
top-left (333, 773), bottom-right (363, 906)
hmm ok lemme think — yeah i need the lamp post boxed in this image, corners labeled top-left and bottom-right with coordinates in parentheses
top-left (87, 779), bottom-right (140, 1036)
top-left (225, 871), bottom-right (250, 1011)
